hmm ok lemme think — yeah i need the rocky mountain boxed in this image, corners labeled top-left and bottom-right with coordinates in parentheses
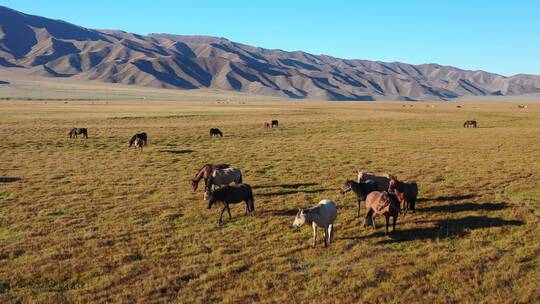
top-left (1, 5), bottom-right (539, 100)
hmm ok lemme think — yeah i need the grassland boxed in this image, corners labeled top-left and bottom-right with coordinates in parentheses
top-left (1, 92), bottom-right (539, 303)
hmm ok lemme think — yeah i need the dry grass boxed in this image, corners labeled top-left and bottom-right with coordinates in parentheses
top-left (1, 98), bottom-right (539, 303)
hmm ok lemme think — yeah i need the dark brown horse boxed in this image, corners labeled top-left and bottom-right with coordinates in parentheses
top-left (129, 132), bottom-right (147, 147)
top-left (271, 120), bottom-right (279, 128)
top-left (210, 128), bottom-right (223, 137)
top-left (388, 175), bottom-right (418, 214)
top-left (341, 179), bottom-right (378, 217)
top-left (264, 122), bottom-right (271, 128)
top-left (364, 191), bottom-right (400, 234)
top-left (191, 163), bottom-right (231, 190)
top-left (463, 120), bottom-right (477, 128)
top-left (68, 128), bottom-right (88, 138)
top-left (205, 184), bottom-right (254, 223)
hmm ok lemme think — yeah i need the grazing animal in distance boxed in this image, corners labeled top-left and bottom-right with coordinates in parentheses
top-left (271, 120), bottom-right (279, 128)
top-left (68, 128), bottom-right (88, 139)
top-left (341, 179), bottom-right (378, 217)
top-left (463, 120), bottom-right (477, 128)
top-left (388, 175), bottom-right (419, 214)
top-left (191, 163), bottom-right (232, 191)
top-left (205, 184), bottom-right (254, 223)
top-left (129, 132), bottom-right (147, 147)
top-left (357, 171), bottom-right (390, 192)
top-left (293, 199), bottom-right (337, 248)
top-left (518, 104), bottom-right (527, 109)
top-left (264, 122), bottom-right (271, 128)
top-left (457, 105), bottom-right (462, 108)
top-left (205, 167), bottom-right (243, 189)
top-left (210, 128), bottom-right (223, 137)
top-left (364, 191), bottom-right (400, 234)
top-left (133, 138), bottom-right (144, 153)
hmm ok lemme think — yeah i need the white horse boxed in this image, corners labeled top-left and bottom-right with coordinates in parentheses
top-left (293, 199), bottom-right (337, 248)
top-left (207, 168), bottom-right (243, 188)
top-left (357, 171), bottom-right (390, 191)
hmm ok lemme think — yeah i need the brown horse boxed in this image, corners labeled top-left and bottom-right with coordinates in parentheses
top-left (364, 191), bottom-right (400, 234)
top-left (388, 175), bottom-right (419, 214)
top-left (68, 128), bottom-right (88, 138)
top-left (264, 122), bottom-right (271, 128)
top-left (463, 120), bottom-right (477, 128)
top-left (191, 163), bottom-right (231, 190)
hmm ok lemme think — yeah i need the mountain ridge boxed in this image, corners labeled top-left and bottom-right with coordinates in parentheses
top-left (1, 5), bottom-right (539, 101)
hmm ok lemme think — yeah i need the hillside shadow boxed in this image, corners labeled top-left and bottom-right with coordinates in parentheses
top-left (0, 177), bottom-right (21, 183)
top-left (252, 183), bottom-right (318, 189)
top-left (418, 194), bottom-right (477, 202)
top-left (420, 202), bottom-right (509, 213)
top-left (377, 216), bottom-right (523, 244)
top-left (159, 149), bottom-right (194, 154)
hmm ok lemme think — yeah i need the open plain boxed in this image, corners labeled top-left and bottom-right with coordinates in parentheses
top-left (1, 86), bottom-right (539, 303)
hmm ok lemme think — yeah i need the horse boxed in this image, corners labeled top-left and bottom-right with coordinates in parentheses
top-left (293, 199), bottom-right (337, 248)
top-left (264, 122), bottom-right (271, 128)
top-left (457, 105), bottom-right (462, 108)
top-left (129, 132), bottom-right (147, 147)
top-left (210, 128), bottom-right (223, 137)
top-left (271, 120), bottom-right (279, 128)
top-left (205, 168), bottom-right (243, 189)
top-left (191, 163), bottom-right (232, 190)
top-left (518, 105), bottom-right (527, 109)
top-left (68, 128), bottom-right (88, 139)
top-left (133, 138), bottom-right (144, 153)
top-left (463, 120), bottom-right (477, 128)
top-left (388, 175), bottom-right (418, 214)
top-left (341, 179), bottom-right (378, 217)
top-left (205, 184), bottom-right (254, 223)
top-left (364, 191), bottom-right (400, 234)
top-left (357, 171), bottom-right (390, 191)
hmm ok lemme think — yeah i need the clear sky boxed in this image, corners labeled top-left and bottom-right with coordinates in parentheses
top-left (2, 0), bottom-right (539, 76)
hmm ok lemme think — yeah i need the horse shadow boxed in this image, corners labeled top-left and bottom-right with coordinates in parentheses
top-left (418, 194), bottom-right (477, 202)
top-left (159, 149), bottom-right (194, 154)
top-left (377, 216), bottom-right (523, 244)
top-left (419, 202), bottom-right (509, 213)
top-left (258, 189), bottom-right (328, 197)
top-left (258, 209), bottom-right (298, 216)
top-left (0, 177), bottom-right (21, 183)
top-left (252, 183), bottom-right (318, 189)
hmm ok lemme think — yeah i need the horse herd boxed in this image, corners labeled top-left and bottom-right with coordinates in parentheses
top-left (67, 121), bottom-right (423, 248)
top-left (189, 162), bottom-right (419, 248)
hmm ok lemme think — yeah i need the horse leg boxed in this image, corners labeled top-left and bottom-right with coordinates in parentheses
top-left (312, 222), bottom-right (317, 248)
top-left (372, 214), bottom-right (376, 229)
top-left (328, 224), bottom-right (333, 244)
top-left (219, 206), bottom-right (227, 223)
top-left (385, 215), bottom-right (389, 235)
top-left (357, 199), bottom-right (362, 217)
top-left (227, 204), bottom-right (232, 220)
top-left (364, 209), bottom-right (372, 227)
top-left (323, 227), bottom-right (328, 247)
top-left (393, 215), bottom-right (397, 233)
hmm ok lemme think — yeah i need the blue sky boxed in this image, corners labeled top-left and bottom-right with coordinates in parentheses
top-left (2, 0), bottom-right (539, 76)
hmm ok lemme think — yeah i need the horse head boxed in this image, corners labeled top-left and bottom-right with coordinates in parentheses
top-left (191, 180), bottom-right (199, 191)
top-left (292, 208), bottom-right (306, 228)
top-left (340, 180), bottom-right (353, 194)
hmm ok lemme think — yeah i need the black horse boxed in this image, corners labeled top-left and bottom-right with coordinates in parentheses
top-left (463, 120), bottom-right (477, 128)
top-left (341, 179), bottom-right (378, 217)
top-left (271, 120), bottom-right (279, 128)
top-left (68, 128), bottom-right (88, 139)
top-left (210, 128), bottom-right (223, 137)
top-left (129, 132), bottom-right (148, 147)
top-left (205, 184), bottom-right (254, 223)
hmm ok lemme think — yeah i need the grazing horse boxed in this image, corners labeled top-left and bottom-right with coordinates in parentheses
top-left (133, 138), bottom-right (144, 153)
top-left (518, 104), bottom-right (527, 109)
top-left (129, 132), bottom-right (147, 147)
top-left (271, 120), bottom-right (279, 128)
top-left (357, 171), bottom-right (390, 192)
top-left (68, 128), bottom-right (88, 139)
top-left (293, 199), bottom-right (337, 248)
top-left (463, 120), bottom-right (477, 128)
top-left (364, 191), bottom-right (400, 234)
top-left (341, 180), bottom-right (378, 217)
top-left (205, 184), bottom-right (254, 223)
top-left (191, 163), bottom-right (232, 190)
top-left (210, 128), bottom-right (223, 137)
top-left (264, 122), bottom-right (271, 128)
top-left (205, 167), bottom-right (243, 189)
top-left (388, 175), bottom-right (418, 214)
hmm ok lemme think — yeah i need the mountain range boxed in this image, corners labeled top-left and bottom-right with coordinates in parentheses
top-left (1, 5), bottom-right (539, 101)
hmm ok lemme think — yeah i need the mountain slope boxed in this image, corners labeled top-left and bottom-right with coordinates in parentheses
top-left (1, 5), bottom-right (539, 100)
